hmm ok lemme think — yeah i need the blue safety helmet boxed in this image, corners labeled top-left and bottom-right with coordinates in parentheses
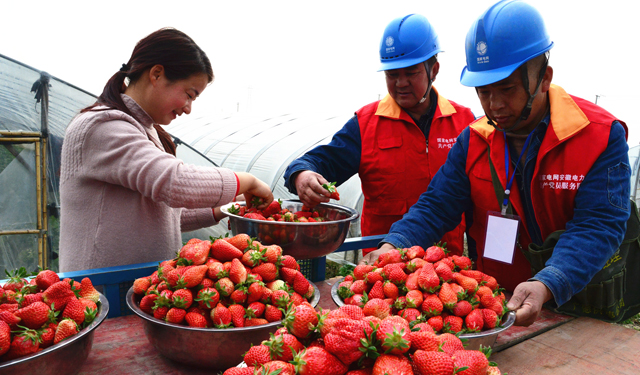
top-left (460, 0), bottom-right (554, 87)
top-left (379, 14), bottom-right (442, 71)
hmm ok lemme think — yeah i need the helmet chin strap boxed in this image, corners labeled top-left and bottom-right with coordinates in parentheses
top-left (418, 61), bottom-right (433, 104)
top-left (486, 54), bottom-right (549, 134)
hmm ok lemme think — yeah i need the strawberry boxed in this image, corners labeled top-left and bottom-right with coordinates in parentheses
top-left (177, 265), bottom-right (208, 288)
top-left (139, 293), bottom-right (159, 314)
top-left (365, 270), bottom-right (385, 285)
top-left (79, 298), bottom-right (98, 324)
top-left (438, 332), bottom-right (465, 355)
top-left (372, 353), bottom-right (413, 375)
top-left (39, 322), bottom-right (57, 348)
top-left (245, 212), bottom-right (267, 220)
top-left (253, 263), bottom-right (278, 283)
top-left (42, 280), bottom-right (76, 311)
top-left (2, 267), bottom-right (29, 292)
top-left (263, 245), bottom-right (281, 264)
top-left (228, 258), bottom-right (248, 285)
top-left (279, 255), bottom-right (300, 271)
top-left (79, 277), bottom-right (100, 303)
top-left (443, 315), bottom-right (463, 334)
top-left (409, 328), bottom-right (440, 352)
top-left (487, 365), bottom-right (503, 375)
top-left (405, 289), bottom-right (423, 309)
top-left (195, 287), bottom-right (220, 309)
top-left (353, 264), bottom-right (375, 280)
top-left (230, 288), bottom-right (248, 305)
top-left (435, 262), bottom-right (454, 282)
top-left (54, 318), bottom-right (78, 344)
top-left (398, 307), bottom-right (421, 323)
top-left (452, 300), bottom-right (474, 317)
top-left (225, 233), bottom-right (252, 252)
top-left (424, 243), bottom-right (447, 262)
top-left (15, 301), bottom-right (51, 329)
top-left (451, 255), bottom-right (473, 270)
top-left (132, 277), bottom-right (152, 295)
top-left (264, 332), bottom-right (304, 362)
top-left (291, 346), bottom-right (348, 375)
top-left (367, 280), bottom-right (385, 300)
top-left (452, 349), bottom-right (489, 375)
top-left (229, 304), bottom-right (246, 327)
top-left (382, 281), bottom-right (399, 299)
top-left (453, 273), bottom-right (479, 294)
top-left (207, 261), bottom-right (228, 281)
top-left (0, 320), bottom-right (11, 356)
top-left (421, 294), bottom-right (444, 317)
top-left (35, 270), bottom-right (60, 291)
top-left (244, 344), bottom-right (272, 366)
top-left (323, 318), bottom-right (370, 365)
top-left (427, 315), bottom-right (444, 332)
top-left (405, 245), bottom-right (426, 260)
top-left (172, 288), bottom-right (194, 309)
top-left (376, 249), bottom-right (402, 267)
top-left (412, 350), bottom-right (455, 375)
top-left (480, 294), bottom-right (505, 316)
top-left (255, 360), bottom-right (296, 375)
top-left (376, 315), bottom-right (411, 355)
top-left (362, 298), bottom-right (391, 320)
top-left (261, 199), bottom-right (282, 218)
top-left (246, 302), bottom-right (266, 319)
top-left (438, 282), bottom-right (458, 310)
top-left (5, 328), bottom-right (41, 359)
top-left (284, 303), bottom-right (318, 339)
top-left (418, 263), bottom-right (441, 293)
top-left (482, 308), bottom-right (500, 329)
top-left (465, 308), bottom-right (485, 332)
top-left (322, 182), bottom-right (340, 200)
top-left (165, 307), bottom-right (187, 324)
top-left (223, 367), bottom-right (255, 375)
top-left (185, 311), bottom-right (208, 327)
top-left (211, 238), bottom-right (244, 262)
top-left (292, 272), bottom-right (310, 296)
top-left (244, 318), bottom-right (269, 326)
top-left (264, 304), bottom-right (283, 322)
top-left (211, 303), bottom-right (232, 328)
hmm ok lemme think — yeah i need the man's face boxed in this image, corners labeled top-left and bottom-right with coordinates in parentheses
top-left (385, 63), bottom-right (431, 112)
top-left (475, 65), bottom-right (552, 134)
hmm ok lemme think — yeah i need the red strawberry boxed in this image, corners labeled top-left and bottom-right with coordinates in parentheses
top-left (376, 249), bottom-right (402, 267)
top-left (211, 303), bottom-right (232, 328)
top-left (421, 294), bottom-right (444, 317)
top-left (253, 263), bottom-right (278, 283)
top-left (405, 289), bottom-right (423, 309)
top-left (79, 277), bottom-right (100, 303)
top-left (438, 282), bottom-right (458, 310)
top-left (409, 328), bottom-right (439, 352)
top-left (172, 288), bottom-right (194, 309)
top-left (280, 255), bottom-right (300, 271)
top-left (185, 311), bottom-right (208, 327)
top-left (452, 300), bottom-right (474, 317)
top-left (223, 367), bottom-right (255, 375)
top-left (132, 277), bottom-right (152, 295)
top-left (451, 255), bottom-right (473, 270)
top-left (465, 308), bottom-right (485, 332)
top-left (15, 301), bottom-right (51, 329)
top-left (376, 316), bottom-right (411, 355)
top-left (230, 288), bottom-right (248, 305)
top-left (438, 332), bottom-right (465, 355)
top-left (261, 199), bottom-right (282, 218)
top-left (427, 315), bottom-right (444, 332)
top-left (35, 270), bottom-right (60, 291)
top-left (244, 318), bottom-right (269, 326)
top-left (453, 273), bottom-right (479, 294)
top-left (368, 280), bottom-right (385, 300)
top-left (435, 262), bottom-right (454, 282)
top-left (353, 264), bottom-right (375, 280)
top-left (264, 304), bottom-right (283, 322)
top-left (443, 315), bottom-right (463, 334)
top-left (5, 328), bottom-right (40, 359)
top-left (362, 298), bottom-right (391, 320)
top-left (165, 307), bottom-right (187, 324)
top-left (265, 332), bottom-right (304, 362)
top-left (412, 350), bottom-right (455, 375)
top-left (291, 346), bottom-right (348, 375)
top-left (178, 265), bottom-right (209, 288)
top-left (195, 287), bottom-right (220, 309)
top-left (42, 280), bottom-right (76, 311)
top-left (405, 245), bottom-right (426, 260)
top-left (398, 308), bottom-right (421, 323)
top-left (382, 281), bottom-right (399, 299)
top-left (139, 293), bottom-right (159, 314)
top-left (451, 349), bottom-right (489, 375)
top-left (284, 303), bottom-right (318, 339)
top-left (480, 294), bottom-right (505, 316)
top-left (211, 239), bottom-right (244, 262)
top-left (482, 308), bottom-right (500, 329)
top-left (245, 212), bottom-right (267, 220)
top-left (322, 182), bottom-right (340, 200)
top-left (229, 258), bottom-right (248, 285)
top-left (207, 261), bottom-right (228, 281)
top-left (244, 344), bottom-right (272, 366)
top-left (418, 263), bottom-right (441, 293)
top-left (372, 353), bottom-right (413, 375)
top-left (178, 240), bottom-right (210, 266)
top-left (323, 318), bottom-right (370, 365)
top-left (2, 268), bottom-right (28, 292)
top-left (0, 320), bottom-right (11, 356)
top-left (54, 318), bottom-right (78, 344)
top-left (225, 233), bottom-right (252, 252)
top-left (424, 244), bottom-right (447, 262)
top-left (292, 272), bottom-right (310, 296)
top-left (229, 304), bottom-right (246, 327)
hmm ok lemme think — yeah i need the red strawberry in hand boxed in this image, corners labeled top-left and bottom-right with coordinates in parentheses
top-left (322, 182), bottom-right (340, 200)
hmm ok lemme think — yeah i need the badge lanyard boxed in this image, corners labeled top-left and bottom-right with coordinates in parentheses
top-left (501, 131), bottom-right (534, 215)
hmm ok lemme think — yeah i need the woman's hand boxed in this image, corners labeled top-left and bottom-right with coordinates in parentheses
top-left (294, 170), bottom-right (331, 208)
top-left (236, 172), bottom-right (273, 210)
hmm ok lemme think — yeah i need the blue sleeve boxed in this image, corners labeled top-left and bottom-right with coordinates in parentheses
top-left (283, 116), bottom-right (361, 194)
top-left (383, 127), bottom-right (474, 248)
top-left (533, 121), bottom-right (631, 306)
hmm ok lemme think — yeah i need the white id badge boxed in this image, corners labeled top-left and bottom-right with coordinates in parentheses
top-left (483, 211), bottom-right (521, 264)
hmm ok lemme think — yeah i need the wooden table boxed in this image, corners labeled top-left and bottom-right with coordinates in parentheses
top-left (77, 279), bottom-right (640, 374)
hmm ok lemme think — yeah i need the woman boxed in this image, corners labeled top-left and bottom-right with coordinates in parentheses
top-left (59, 28), bottom-right (272, 272)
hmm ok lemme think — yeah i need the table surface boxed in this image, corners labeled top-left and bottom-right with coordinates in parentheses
top-left (76, 278), bottom-right (640, 375)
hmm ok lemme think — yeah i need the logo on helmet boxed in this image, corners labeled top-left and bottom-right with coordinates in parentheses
top-left (476, 41), bottom-right (488, 56)
top-left (386, 36), bottom-right (394, 47)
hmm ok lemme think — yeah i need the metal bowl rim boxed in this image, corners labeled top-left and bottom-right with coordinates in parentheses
top-left (330, 276), bottom-right (516, 337)
top-left (126, 280), bottom-right (320, 333)
top-left (221, 199), bottom-right (359, 226)
top-left (0, 292), bottom-right (110, 369)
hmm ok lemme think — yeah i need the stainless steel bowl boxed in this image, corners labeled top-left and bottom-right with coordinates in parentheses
top-left (0, 293), bottom-right (110, 375)
top-left (221, 200), bottom-right (359, 260)
top-left (330, 277), bottom-right (516, 350)
top-left (126, 281), bottom-right (320, 370)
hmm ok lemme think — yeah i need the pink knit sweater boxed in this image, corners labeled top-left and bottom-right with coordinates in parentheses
top-left (59, 95), bottom-right (237, 272)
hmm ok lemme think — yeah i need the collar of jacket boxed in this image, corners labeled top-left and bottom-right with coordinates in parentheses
top-left (374, 87), bottom-right (457, 120)
top-left (471, 84), bottom-right (590, 141)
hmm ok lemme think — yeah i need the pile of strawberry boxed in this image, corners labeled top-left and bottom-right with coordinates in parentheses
top-left (131, 234), bottom-right (315, 328)
top-left (336, 245), bottom-right (507, 335)
top-left (221, 302), bottom-right (503, 375)
top-left (0, 267), bottom-right (101, 362)
top-left (228, 199), bottom-right (327, 223)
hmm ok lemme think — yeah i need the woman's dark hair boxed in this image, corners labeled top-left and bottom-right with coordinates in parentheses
top-left (82, 28), bottom-right (214, 155)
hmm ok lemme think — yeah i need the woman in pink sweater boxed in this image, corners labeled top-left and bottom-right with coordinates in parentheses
top-left (59, 28), bottom-right (273, 272)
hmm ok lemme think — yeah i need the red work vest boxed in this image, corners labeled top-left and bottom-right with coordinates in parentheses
top-left (466, 84), bottom-right (627, 291)
top-left (357, 89), bottom-right (475, 255)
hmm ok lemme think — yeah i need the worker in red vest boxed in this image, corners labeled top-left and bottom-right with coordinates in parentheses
top-left (284, 14), bottom-right (475, 256)
top-left (365, 0), bottom-right (630, 326)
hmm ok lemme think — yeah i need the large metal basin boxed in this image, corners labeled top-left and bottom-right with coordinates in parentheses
top-left (0, 293), bottom-right (110, 375)
top-left (221, 199), bottom-right (359, 260)
top-left (126, 281), bottom-right (320, 370)
top-left (330, 277), bottom-right (516, 350)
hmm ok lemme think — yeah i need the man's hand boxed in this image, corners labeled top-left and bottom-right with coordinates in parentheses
top-left (507, 280), bottom-right (553, 326)
top-left (360, 243), bottom-right (396, 265)
top-left (294, 171), bottom-right (331, 208)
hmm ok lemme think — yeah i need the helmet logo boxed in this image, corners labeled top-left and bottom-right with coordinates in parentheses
top-left (476, 41), bottom-right (489, 64)
top-left (385, 36), bottom-right (396, 54)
